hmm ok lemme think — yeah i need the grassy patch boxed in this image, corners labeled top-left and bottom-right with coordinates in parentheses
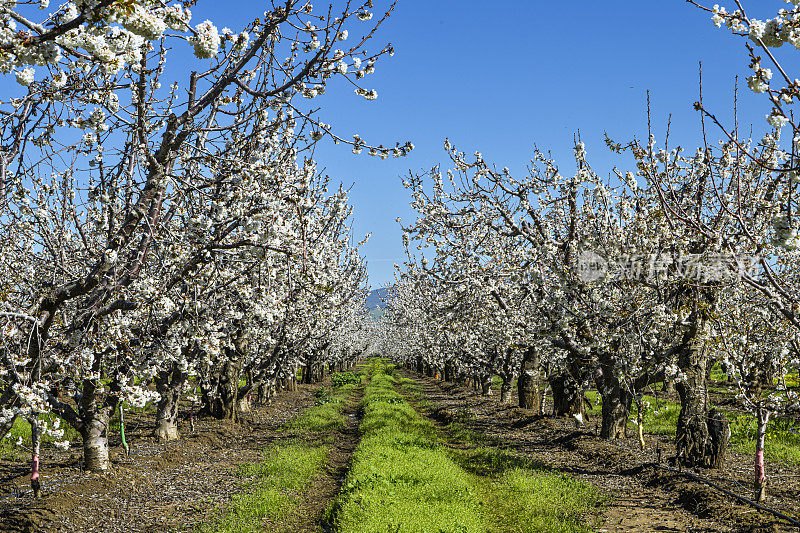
top-left (727, 412), bottom-right (800, 466)
top-left (205, 378), bottom-right (360, 532)
top-left (204, 443), bottom-right (327, 533)
top-left (288, 384), bottom-right (354, 433)
top-left (448, 438), bottom-right (604, 532)
top-left (331, 370), bottom-right (364, 388)
top-left (482, 468), bottom-right (601, 533)
top-left (327, 369), bottom-right (486, 533)
top-left (589, 390), bottom-right (800, 466)
top-left (0, 414), bottom-right (82, 460)
top-left (328, 362), bottom-right (602, 533)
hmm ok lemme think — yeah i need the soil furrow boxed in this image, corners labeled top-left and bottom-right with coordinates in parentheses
top-left (0, 384), bottom-right (322, 533)
top-left (299, 385), bottom-right (364, 532)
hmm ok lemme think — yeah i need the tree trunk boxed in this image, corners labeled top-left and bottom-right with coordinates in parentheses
top-left (500, 375), bottom-right (512, 404)
top-left (70, 375), bottom-right (119, 473)
top-left (755, 405), bottom-right (770, 501)
top-left (302, 356), bottom-right (313, 384)
top-left (597, 351), bottom-right (629, 440)
top-left (257, 382), bottom-right (269, 404)
top-left (675, 318), bottom-right (729, 468)
top-left (517, 348), bottom-right (542, 410)
top-left (600, 390), bottom-right (627, 439)
top-left (444, 360), bottom-right (454, 382)
top-left (154, 361), bottom-right (186, 442)
top-left (238, 394), bottom-right (251, 413)
top-left (210, 358), bottom-right (239, 420)
top-left (538, 382), bottom-right (547, 415)
top-left (550, 374), bottom-right (583, 417)
top-left (480, 374), bottom-right (493, 396)
top-left (29, 419), bottom-right (41, 498)
top-left (82, 409), bottom-right (111, 472)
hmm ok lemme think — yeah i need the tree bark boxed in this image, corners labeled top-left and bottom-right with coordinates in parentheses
top-left (208, 356), bottom-right (240, 420)
top-left (550, 374), bottom-right (583, 417)
top-left (154, 361), bottom-right (186, 441)
top-left (499, 375), bottom-right (512, 404)
top-left (600, 389), bottom-right (627, 439)
top-left (480, 374), bottom-right (493, 396)
top-left (675, 318), bottom-right (729, 468)
top-left (597, 350), bottom-right (629, 440)
top-left (237, 394), bottom-right (251, 413)
top-left (82, 408), bottom-right (112, 472)
top-left (517, 347), bottom-right (542, 410)
top-left (29, 419), bottom-right (41, 498)
top-left (444, 360), bottom-right (454, 382)
top-left (755, 405), bottom-right (770, 501)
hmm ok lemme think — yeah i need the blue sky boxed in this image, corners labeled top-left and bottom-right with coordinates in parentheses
top-left (3, 1), bottom-right (790, 288)
top-left (302, 0), bottom-right (782, 287)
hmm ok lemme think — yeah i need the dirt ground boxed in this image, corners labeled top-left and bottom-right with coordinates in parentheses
top-left (291, 385), bottom-right (364, 533)
top-left (0, 383), bottom-right (322, 533)
top-left (402, 369), bottom-right (800, 533)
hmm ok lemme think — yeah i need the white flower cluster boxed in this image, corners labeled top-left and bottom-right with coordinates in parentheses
top-left (190, 20), bottom-right (221, 59)
top-left (119, 383), bottom-right (160, 409)
top-left (121, 4), bottom-right (167, 41)
top-left (772, 214), bottom-right (800, 251)
top-left (15, 68), bottom-right (34, 86)
top-left (355, 88), bottom-right (378, 100)
top-left (12, 383), bottom-right (49, 414)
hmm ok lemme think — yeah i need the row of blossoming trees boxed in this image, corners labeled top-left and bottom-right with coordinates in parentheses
top-left (383, 0), bottom-right (800, 501)
top-left (0, 0), bottom-right (403, 482)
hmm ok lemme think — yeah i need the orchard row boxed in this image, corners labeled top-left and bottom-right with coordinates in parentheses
top-left (381, 0), bottom-right (800, 503)
top-left (0, 0), bottom-right (397, 485)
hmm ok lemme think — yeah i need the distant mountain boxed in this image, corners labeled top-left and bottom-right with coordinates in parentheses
top-left (365, 287), bottom-right (391, 311)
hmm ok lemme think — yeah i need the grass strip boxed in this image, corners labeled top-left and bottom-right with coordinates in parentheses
top-left (328, 362), bottom-right (602, 533)
top-left (205, 443), bottom-right (328, 533)
top-left (327, 365), bottom-right (485, 532)
top-left (204, 372), bottom-right (364, 533)
top-left (400, 377), bottom-right (604, 533)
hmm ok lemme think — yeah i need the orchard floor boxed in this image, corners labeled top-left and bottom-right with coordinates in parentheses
top-left (404, 369), bottom-right (800, 533)
top-left (2, 370), bottom-right (799, 533)
top-left (0, 382), bottom-right (328, 533)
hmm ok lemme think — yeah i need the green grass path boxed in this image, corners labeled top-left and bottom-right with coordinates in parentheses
top-left (326, 360), bottom-right (604, 533)
top-left (203, 373), bottom-right (364, 533)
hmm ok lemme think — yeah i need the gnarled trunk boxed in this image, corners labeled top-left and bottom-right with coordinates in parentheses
top-left (550, 374), bottom-right (583, 417)
top-left (154, 360), bottom-right (186, 442)
top-left (202, 353), bottom-right (241, 421)
top-left (237, 394), bottom-right (251, 413)
top-left (499, 375), bottom-right (513, 404)
top-left (597, 349), bottom-right (629, 440)
top-left (444, 360), bottom-right (454, 382)
top-left (480, 374), bottom-right (493, 396)
top-left (600, 389), bottom-right (628, 440)
top-left (675, 318), bottom-right (729, 468)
